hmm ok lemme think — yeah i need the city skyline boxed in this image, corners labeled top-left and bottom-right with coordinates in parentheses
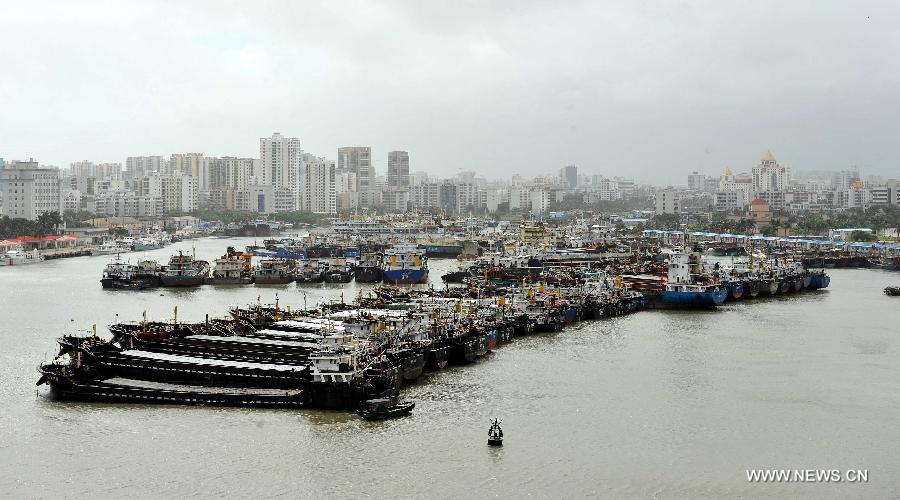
top-left (3, 1), bottom-right (900, 182)
top-left (1, 145), bottom-right (888, 186)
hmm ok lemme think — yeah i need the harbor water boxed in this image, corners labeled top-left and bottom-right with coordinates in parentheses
top-left (2, 237), bottom-right (900, 498)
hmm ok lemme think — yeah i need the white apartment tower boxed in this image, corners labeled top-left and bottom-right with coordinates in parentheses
top-left (0, 160), bottom-right (61, 220)
top-left (303, 156), bottom-right (336, 215)
top-left (752, 151), bottom-right (791, 193)
top-left (260, 133), bottom-right (304, 210)
top-left (160, 175), bottom-right (198, 213)
top-left (125, 156), bottom-right (165, 178)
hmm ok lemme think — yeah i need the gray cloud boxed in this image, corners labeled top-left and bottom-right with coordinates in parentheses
top-left (1, 0), bottom-right (898, 182)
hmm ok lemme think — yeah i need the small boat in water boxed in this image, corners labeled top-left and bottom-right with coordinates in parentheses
top-left (91, 241), bottom-right (126, 256)
top-left (488, 418), bottom-right (503, 446)
top-left (356, 399), bottom-right (415, 420)
top-left (0, 247), bottom-right (44, 266)
top-left (885, 286), bottom-right (900, 296)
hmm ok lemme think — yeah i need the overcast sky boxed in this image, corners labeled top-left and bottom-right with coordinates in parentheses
top-left (1, 0), bottom-right (898, 183)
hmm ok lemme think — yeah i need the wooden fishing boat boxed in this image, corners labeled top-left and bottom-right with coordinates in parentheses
top-left (356, 399), bottom-right (415, 420)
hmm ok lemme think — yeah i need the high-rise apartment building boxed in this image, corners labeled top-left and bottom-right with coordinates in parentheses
top-left (387, 151), bottom-right (410, 189)
top-left (160, 175), bottom-right (197, 213)
top-left (70, 160), bottom-right (96, 178)
top-left (96, 163), bottom-right (122, 180)
top-left (654, 189), bottom-right (682, 214)
top-left (0, 160), bottom-right (60, 220)
top-left (335, 171), bottom-right (359, 210)
top-left (337, 146), bottom-right (373, 206)
top-left (125, 156), bottom-right (165, 179)
top-left (687, 171), bottom-right (706, 191)
top-left (260, 133), bottom-right (303, 211)
top-left (206, 157), bottom-right (260, 190)
top-left (560, 165), bottom-right (578, 189)
top-left (410, 182), bottom-right (439, 209)
top-left (832, 168), bottom-right (860, 190)
top-left (125, 156), bottom-right (166, 173)
top-left (752, 151), bottom-right (791, 193)
top-left (303, 156), bottom-right (336, 215)
top-left (166, 153), bottom-right (204, 177)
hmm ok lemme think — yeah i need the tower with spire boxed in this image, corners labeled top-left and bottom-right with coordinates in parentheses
top-left (752, 150), bottom-right (790, 193)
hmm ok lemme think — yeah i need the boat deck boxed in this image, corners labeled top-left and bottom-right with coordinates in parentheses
top-left (100, 377), bottom-right (305, 396)
top-left (120, 350), bottom-right (308, 372)
top-left (182, 334), bottom-right (319, 349)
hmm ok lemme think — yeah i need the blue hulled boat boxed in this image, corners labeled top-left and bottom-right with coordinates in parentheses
top-left (658, 252), bottom-right (728, 308)
top-left (808, 271), bottom-right (830, 289)
top-left (660, 284), bottom-right (728, 307)
top-left (726, 280), bottom-right (745, 300)
top-left (383, 243), bottom-right (429, 284)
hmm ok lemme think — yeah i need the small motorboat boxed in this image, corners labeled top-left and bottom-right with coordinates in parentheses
top-left (885, 286), bottom-right (900, 296)
top-left (488, 418), bottom-right (503, 446)
top-left (356, 399), bottom-right (415, 420)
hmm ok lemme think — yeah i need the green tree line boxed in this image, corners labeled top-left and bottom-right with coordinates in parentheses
top-left (0, 211), bottom-right (63, 238)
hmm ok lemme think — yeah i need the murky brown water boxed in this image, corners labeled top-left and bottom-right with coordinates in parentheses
top-left (2, 237), bottom-right (899, 498)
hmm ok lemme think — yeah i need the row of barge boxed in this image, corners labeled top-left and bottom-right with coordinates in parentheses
top-left (39, 279), bottom-right (647, 410)
top-left (102, 244), bottom-right (430, 290)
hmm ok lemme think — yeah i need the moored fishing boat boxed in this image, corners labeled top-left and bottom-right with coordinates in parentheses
top-left (386, 347), bottom-right (426, 382)
top-left (656, 252), bottom-right (727, 308)
top-left (209, 247), bottom-right (254, 285)
top-left (354, 252), bottom-right (383, 283)
top-left (451, 335), bottom-right (479, 364)
top-left (324, 257), bottom-right (354, 284)
top-left (160, 252), bottom-right (209, 287)
top-left (419, 240), bottom-right (463, 258)
top-left (757, 277), bottom-right (779, 295)
top-left (808, 270), bottom-right (831, 289)
top-left (0, 247), bottom-right (45, 266)
top-left (726, 280), bottom-right (744, 300)
top-left (100, 256), bottom-right (159, 290)
top-left (254, 258), bottom-right (297, 284)
top-left (426, 344), bottom-right (451, 370)
top-left (383, 243), bottom-right (429, 284)
top-left (295, 259), bottom-right (325, 283)
top-left (91, 241), bottom-right (126, 256)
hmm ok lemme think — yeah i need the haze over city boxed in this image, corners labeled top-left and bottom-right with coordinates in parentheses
top-left (3, 0), bottom-right (899, 182)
